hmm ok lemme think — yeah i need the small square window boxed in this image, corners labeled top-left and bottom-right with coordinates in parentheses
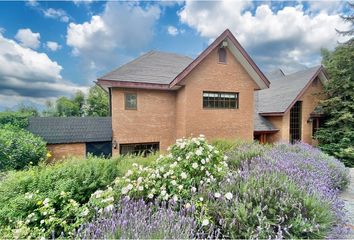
top-left (125, 93), bottom-right (137, 110)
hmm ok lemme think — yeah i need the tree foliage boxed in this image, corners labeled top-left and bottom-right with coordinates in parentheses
top-left (85, 85), bottom-right (109, 117)
top-left (42, 86), bottom-right (109, 117)
top-left (316, 44), bottom-right (354, 166)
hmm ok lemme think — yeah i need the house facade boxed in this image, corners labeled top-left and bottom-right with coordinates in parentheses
top-left (98, 29), bottom-right (270, 156)
top-left (27, 29), bottom-right (328, 159)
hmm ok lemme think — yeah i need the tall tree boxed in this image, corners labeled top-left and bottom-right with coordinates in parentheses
top-left (336, 2), bottom-right (354, 45)
top-left (85, 85), bottom-right (109, 117)
top-left (56, 96), bottom-right (81, 117)
top-left (316, 44), bottom-right (354, 166)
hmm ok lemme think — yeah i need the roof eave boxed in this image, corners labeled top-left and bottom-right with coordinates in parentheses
top-left (254, 129), bottom-right (279, 133)
top-left (97, 79), bottom-right (172, 90)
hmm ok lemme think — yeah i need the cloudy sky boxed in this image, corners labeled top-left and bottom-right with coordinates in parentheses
top-left (0, 0), bottom-right (351, 110)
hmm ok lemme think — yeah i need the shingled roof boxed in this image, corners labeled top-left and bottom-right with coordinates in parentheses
top-left (256, 66), bottom-right (325, 115)
top-left (99, 51), bottom-right (193, 85)
top-left (27, 117), bottom-right (112, 144)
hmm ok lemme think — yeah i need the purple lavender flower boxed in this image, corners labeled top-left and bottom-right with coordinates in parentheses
top-left (75, 198), bottom-right (203, 239)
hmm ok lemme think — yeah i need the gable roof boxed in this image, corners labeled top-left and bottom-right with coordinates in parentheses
top-left (257, 65), bottom-right (328, 116)
top-left (170, 29), bottom-right (270, 89)
top-left (98, 29), bottom-right (270, 90)
top-left (98, 51), bottom-right (193, 86)
top-left (27, 117), bottom-right (112, 144)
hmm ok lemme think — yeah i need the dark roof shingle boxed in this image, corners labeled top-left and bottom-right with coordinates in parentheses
top-left (257, 66), bottom-right (321, 114)
top-left (27, 117), bottom-right (112, 144)
top-left (98, 51), bottom-right (193, 85)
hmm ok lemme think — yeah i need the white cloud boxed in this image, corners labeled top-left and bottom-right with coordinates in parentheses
top-left (178, 1), bottom-right (351, 71)
top-left (15, 28), bottom-right (40, 49)
top-left (0, 33), bottom-right (85, 108)
top-left (167, 25), bottom-right (179, 36)
top-left (43, 8), bottom-right (69, 22)
top-left (66, 2), bottom-right (161, 78)
top-left (26, 0), bottom-right (38, 7)
top-left (46, 41), bottom-right (62, 51)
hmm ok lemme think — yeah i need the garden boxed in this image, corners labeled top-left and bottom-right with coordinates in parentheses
top-left (0, 135), bottom-right (350, 239)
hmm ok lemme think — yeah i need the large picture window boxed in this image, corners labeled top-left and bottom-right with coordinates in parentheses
top-left (125, 93), bottom-right (137, 110)
top-left (120, 142), bottom-right (159, 156)
top-left (203, 91), bottom-right (239, 109)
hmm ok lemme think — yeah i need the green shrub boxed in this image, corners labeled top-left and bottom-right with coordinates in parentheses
top-left (0, 125), bottom-right (48, 171)
top-left (0, 154), bottom-right (156, 238)
top-left (202, 172), bottom-right (334, 239)
top-left (0, 111), bottom-right (32, 128)
top-left (88, 136), bottom-right (228, 210)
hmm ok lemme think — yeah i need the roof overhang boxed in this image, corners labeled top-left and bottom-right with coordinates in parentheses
top-left (97, 79), bottom-right (172, 91)
top-left (254, 129), bottom-right (279, 134)
top-left (259, 66), bottom-right (328, 117)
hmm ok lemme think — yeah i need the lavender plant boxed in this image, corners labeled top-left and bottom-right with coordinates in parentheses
top-left (75, 198), bottom-right (213, 239)
top-left (201, 142), bottom-right (349, 239)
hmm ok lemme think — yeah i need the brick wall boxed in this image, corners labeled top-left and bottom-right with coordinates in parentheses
top-left (266, 77), bottom-right (325, 144)
top-left (111, 88), bottom-right (177, 155)
top-left (110, 47), bottom-right (258, 153)
top-left (177, 47), bottom-right (257, 141)
top-left (47, 143), bottom-right (85, 162)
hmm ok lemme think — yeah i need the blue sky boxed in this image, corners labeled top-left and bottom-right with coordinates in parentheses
top-left (0, 0), bottom-right (350, 110)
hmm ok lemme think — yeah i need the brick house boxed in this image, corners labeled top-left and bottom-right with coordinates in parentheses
top-left (28, 29), bottom-right (328, 159)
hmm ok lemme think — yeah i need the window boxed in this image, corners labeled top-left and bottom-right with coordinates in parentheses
top-left (218, 47), bottom-right (227, 63)
top-left (312, 117), bottom-right (325, 137)
top-left (289, 101), bottom-right (302, 143)
top-left (203, 91), bottom-right (238, 109)
top-left (86, 141), bottom-right (112, 158)
top-left (125, 93), bottom-right (137, 110)
top-left (120, 142), bottom-right (159, 156)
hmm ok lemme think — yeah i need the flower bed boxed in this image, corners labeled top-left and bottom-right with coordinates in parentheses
top-left (0, 137), bottom-right (349, 239)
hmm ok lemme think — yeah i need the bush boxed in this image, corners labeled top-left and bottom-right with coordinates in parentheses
top-left (88, 135), bottom-right (228, 211)
top-left (0, 154), bottom-right (156, 238)
top-left (76, 198), bottom-right (200, 239)
top-left (0, 125), bottom-right (47, 171)
top-left (0, 111), bottom-right (32, 128)
top-left (202, 172), bottom-right (334, 239)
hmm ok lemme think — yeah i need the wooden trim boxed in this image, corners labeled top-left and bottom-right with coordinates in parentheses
top-left (97, 79), bottom-right (171, 90)
top-left (259, 112), bottom-right (285, 116)
top-left (170, 29), bottom-right (270, 88)
top-left (254, 130), bottom-right (279, 134)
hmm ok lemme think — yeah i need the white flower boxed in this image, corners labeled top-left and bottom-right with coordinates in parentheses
top-left (173, 195), bottom-right (178, 202)
top-left (225, 192), bottom-right (233, 200)
top-left (138, 186), bottom-right (144, 191)
top-left (201, 166), bottom-right (205, 170)
top-left (178, 185), bottom-right (183, 190)
top-left (127, 184), bottom-right (133, 190)
top-left (192, 162), bottom-right (198, 169)
top-left (223, 155), bottom-right (228, 161)
top-left (201, 159), bottom-right (205, 164)
top-left (196, 148), bottom-right (203, 156)
top-left (181, 172), bottom-right (187, 179)
top-left (121, 187), bottom-right (129, 195)
top-left (163, 194), bottom-right (169, 200)
top-left (40, 220), bottom-right (44, 225)
top-left (171, 180), bottom-right (177, 186)
top-left (177, 156), bottom-right (182, 161)
top-left (214, 192), bottom-right (221, 198)
top-left (199, 134), bottom-right (205, 138)
top-left (81, 208), bottom-right (89, 216)
top-left (125, 170), bottom-right (133, 177)
top-left (185, 203), bottom-right (191, 209)
top-left (205, 157), bottom-right (210, 163)
top-left (43, 198), bottom-right (50, 206)
top-left (148, 193), bottom-right (154, 199)
top-left (202, 219), bottom-right (209, 226)
top-left (200, 180), bottom-right (204, 184)
top-left (199, 197), bottom-right (204, 202)
top-left (191, 187), bottom-right (197, 193)
top-left (170, 162), bottom-right (177, 168)
top-left (161, 190), bottom-right (167, 196)
top-left (206, 171), bottom-right (210, 176)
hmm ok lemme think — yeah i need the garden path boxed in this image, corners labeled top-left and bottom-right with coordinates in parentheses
top-left (340, 168), bottom-right (354, 238)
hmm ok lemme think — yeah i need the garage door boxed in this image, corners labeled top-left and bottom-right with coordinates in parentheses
top-left (86, 141), bottom-right (112, 158)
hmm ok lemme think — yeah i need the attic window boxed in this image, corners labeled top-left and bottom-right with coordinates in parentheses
top-left (218, 47), bottom-right (227, 64)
